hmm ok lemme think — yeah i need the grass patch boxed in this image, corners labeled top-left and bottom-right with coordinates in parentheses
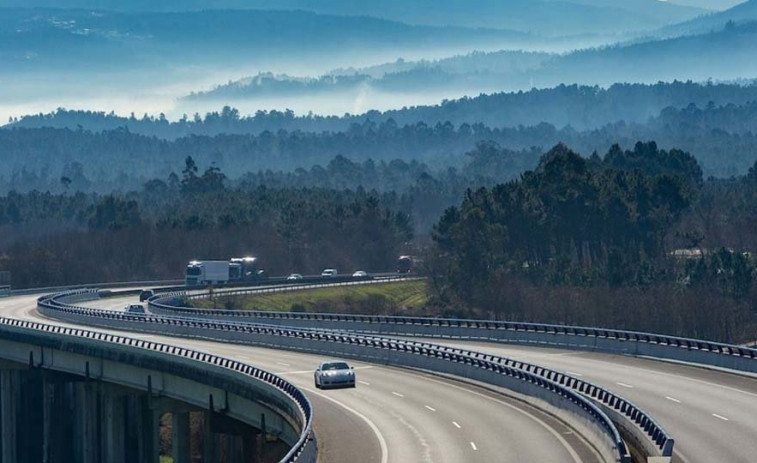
top-left (195, 280), bottom-right (429, 315)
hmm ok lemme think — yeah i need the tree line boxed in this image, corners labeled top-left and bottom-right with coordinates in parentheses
top-left (2, 142), bottom-right (757, 343)
top-left (0, 160), bottom-right (413, 288)
top-left (14, 81), bottom-right (757, 136)
top-left (429, 142), bottom-right (757, 343)
top-left (4, 96), bottom-right (757, 196)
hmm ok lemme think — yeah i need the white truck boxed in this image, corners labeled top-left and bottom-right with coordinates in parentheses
top-left (185, 260), bottom-right (231, 286)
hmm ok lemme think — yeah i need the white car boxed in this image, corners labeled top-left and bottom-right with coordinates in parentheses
top-left (321, 269), bottom-right (338, 277)
top-left (287, 273), bottom-right (304, 281)
top-left (352, 270), bottom-right (368, 278)
top-left (314, 361), bottom-right (356, 389)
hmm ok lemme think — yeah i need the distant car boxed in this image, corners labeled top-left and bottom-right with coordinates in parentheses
top-left (314, 361), bottom-right (356, 389)
top-left (287, 273), bottom-right (304, 281)
top-left (352, 270), bottom-right (368, 278)
top-left (321, 269), bottom-right (338, 277)
top-left (139, 289), bottom-right (155, 302)
top-left (126, 304), bottom-right (146, 314)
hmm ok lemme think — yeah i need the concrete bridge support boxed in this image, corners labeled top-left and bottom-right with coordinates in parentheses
top-left (0, 364), bottom-right (265, 463)
top-left (173, 412), bottom-right (192, 463)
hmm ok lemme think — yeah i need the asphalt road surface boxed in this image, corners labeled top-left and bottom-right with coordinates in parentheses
top-left (0, 293), bottom-right (602, 463)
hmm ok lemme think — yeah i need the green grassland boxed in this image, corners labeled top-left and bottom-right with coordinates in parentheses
top-left (194, 280), bottom-right (428, 315)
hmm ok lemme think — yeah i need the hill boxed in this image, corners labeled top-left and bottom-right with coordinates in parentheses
top-left (181, 21), bottom-right (757, 114)
top-left (0, 0), bottom-right (705, 37)
top-left (655, 0), bottom-right (757, 37)
top-left (0, 8), bottom-right (532, 73)
top-left (13, 81), bottom-right (757, 135)
top-left (542, 20), bottom-right (757, 87)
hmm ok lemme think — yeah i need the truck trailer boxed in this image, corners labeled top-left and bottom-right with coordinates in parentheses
top-left (185, 257), bottom-right (264, 286)
top-left (185, 260), bottom-right (232, 286)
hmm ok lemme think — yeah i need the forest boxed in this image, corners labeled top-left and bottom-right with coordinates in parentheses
top-left (2, 141), bottom-right (757, 343)
top-left (13, 81), bottom-right (757, 136)
top-left (3, 98), bottom-right (757, 196)
top-left (429, 143), bottom-right (757, 343)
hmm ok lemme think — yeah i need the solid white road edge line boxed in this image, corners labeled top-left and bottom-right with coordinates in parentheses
top-left (302, 386), bottom-right (389, 463)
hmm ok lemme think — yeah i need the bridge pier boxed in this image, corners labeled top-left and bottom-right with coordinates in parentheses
top-left (0, 365), bottom-right (267, 463)
top-left (101, 387), bottom-right (126, 463)
top-left (73, 382), bottom-right (100, 463)
top-left (172, 412), bottom-right (191, 463)
top-left (1, 369), bottom-right (19, 463)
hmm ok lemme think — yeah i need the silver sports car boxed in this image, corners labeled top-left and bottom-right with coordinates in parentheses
top-left (314, 361), bottom-right (356, 389)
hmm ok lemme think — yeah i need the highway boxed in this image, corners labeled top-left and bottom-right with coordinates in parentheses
top-left (427, 340), bottom-right (757, 463)
top-left (95, 290), bottom-right (757, 463)
top-left (0, 293), bottom-right (602, 463)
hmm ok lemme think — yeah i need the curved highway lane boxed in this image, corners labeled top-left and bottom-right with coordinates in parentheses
top-left (123, 288), bottom-right (757, 463)
top-left (0, 293), bottom-right (602, 463)
top-left (423, 340), bottom-right (757, 463)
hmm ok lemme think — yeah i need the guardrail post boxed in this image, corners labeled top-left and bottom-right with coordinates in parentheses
top-left (172, 412), bottom-right (191, 463)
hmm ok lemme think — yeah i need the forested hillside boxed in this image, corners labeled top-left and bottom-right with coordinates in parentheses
top-left (430, 143), bottom-right (757, 342)
top-left (3, 142), bottom-right (757, 343)
top-left (16, 82), bottom-right (757, 135)
top-left (0, 8), bottom-right (531, 73)
top-left (0, 0), bottom-right (705, 36)
top-left (5, 93), bottom-right (757, 195)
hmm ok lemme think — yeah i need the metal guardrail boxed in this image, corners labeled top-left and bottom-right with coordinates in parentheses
top-left (149, 280), bottom-right (687, 458)
top-left (35, 291), bottom-right (317, 463)
top-left (151, 277), bottom-right (423, 308)
top-left (9, 279), bottom-right (185, 296)
top-left (40, 290), bottom-right (651, 462)
top-left (155, 283), bottom-right (757, 376)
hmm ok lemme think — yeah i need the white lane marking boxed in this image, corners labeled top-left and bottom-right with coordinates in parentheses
top-left (359, 380), bottom-right (371, 386)
top-left (452, 421), bottom-right (461, 429)
top-left (566, 371), bottom-right (583, 377)
top-left (392, 391), bottom-right (404, 398)
top-left (302, 386), bottom-right (389, 463)
top-left (665, 396), bottom-right (681, 404)
top-left (470, 442), bottom-right (478, 451)
top-left (616, 382), bottom-right (634, 389)
top-left (712, 413), bottom-right (729, 421)
top-left (424, 405), bottom-right (436, 412)
top-left (276, 362), bottom-right (291, 367)
top-left (418, 376), bottom-right (583, 463)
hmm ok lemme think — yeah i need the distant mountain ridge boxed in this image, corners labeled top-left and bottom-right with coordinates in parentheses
top-left (0, 0), bottom-right (705, 37)
top-left (186, 20), bottom-right (757, 106)
top-left (0, 8), bottom-right (534, 72)
top-left (655, 0), bottom-right (757, 37)
top-left (12, 81), bottom-right (757, 135)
